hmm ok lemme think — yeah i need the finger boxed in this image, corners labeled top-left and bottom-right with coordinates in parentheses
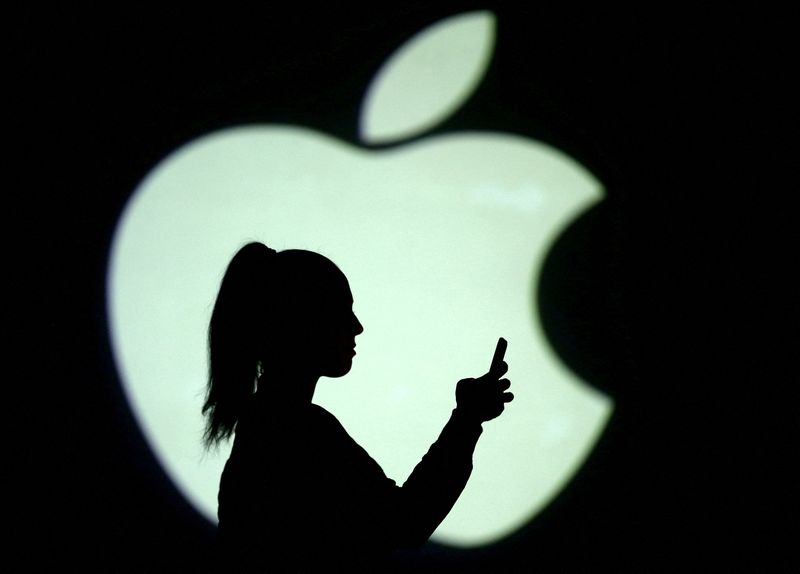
top-left (502, 392), bottom-right (514, 403)
top-left (487, 360), bottom-right (508, 379)
top-left (490, 337), bottom-right (507, 372)
top-left (486, 378), bottom-right (510, 395)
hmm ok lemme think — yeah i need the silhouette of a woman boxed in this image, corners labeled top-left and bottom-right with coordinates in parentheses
top-left (203, 242), bottom-right (512, 572)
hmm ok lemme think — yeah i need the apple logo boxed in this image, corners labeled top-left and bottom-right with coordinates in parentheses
top-left (107, 10), bottom-right (613, 547)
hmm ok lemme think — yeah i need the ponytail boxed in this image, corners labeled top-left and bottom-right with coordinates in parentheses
top-left (202, 242), bottom-right (277, 449)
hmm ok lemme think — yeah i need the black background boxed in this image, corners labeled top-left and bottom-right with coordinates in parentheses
top-left (13, 2), bottom-right (795, 571)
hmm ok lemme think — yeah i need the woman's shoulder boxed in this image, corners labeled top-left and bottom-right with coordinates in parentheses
top-left (308, 403), bottom-right (339, 424)
top-left (235, 401), bottom-right (343, 441)
top-left (306, 404), bottom-right (351, 438)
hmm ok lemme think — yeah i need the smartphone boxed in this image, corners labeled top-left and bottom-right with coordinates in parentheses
top-left (490, 337), bottom-right (507, 373)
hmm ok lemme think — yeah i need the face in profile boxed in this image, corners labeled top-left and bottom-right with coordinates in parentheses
top-left (271, 252), bottom-right (364, 379)
top-left (312, 273), bottom-right (364, 378)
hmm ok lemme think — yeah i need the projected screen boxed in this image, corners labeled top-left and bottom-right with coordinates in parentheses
top-left (106, 11), bottom-right (612, 547)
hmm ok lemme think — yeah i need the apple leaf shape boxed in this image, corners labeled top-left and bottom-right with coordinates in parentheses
top-left (359, 11), bottom-right (495, 145)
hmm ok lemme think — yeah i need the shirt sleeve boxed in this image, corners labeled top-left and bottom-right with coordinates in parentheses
top-left (386, 408), bottom-right (483, 546)
top-left (315, 406), bottom-right (483, 557)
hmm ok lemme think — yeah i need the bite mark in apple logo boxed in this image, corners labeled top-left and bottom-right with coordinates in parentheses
top-left (107, 10), bottom-right (613, 547)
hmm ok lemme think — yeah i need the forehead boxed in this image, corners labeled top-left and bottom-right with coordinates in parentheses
top-left (278, 251), bottom-right (352, 303)
top-left (310, 266), bottom-right (351, 301)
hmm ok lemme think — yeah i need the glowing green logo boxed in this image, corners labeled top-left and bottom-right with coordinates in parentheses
top-left (108, 11), bottom-right (612, 547)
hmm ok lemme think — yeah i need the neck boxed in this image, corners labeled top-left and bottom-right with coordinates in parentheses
top-left (257, 365), bottom-right (319, 405)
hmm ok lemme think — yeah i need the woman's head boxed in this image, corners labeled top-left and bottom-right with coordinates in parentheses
top-left (202, 242), bottom-right (363, 448)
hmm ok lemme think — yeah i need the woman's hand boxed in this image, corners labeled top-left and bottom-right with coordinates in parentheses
top-left (455, 356), bottom-right (513, 423)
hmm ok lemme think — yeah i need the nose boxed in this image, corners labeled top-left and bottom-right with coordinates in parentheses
top-left (353, 312), bottom-right (364, 336)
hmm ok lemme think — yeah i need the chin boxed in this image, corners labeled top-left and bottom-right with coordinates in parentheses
top-left (323, 358), bottom-right (353, 378)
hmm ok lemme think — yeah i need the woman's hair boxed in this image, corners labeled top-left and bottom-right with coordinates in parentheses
top-left (202, 242), bottom-right (277, 450)
top-left (201, 242), bottom-right (342, 449)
